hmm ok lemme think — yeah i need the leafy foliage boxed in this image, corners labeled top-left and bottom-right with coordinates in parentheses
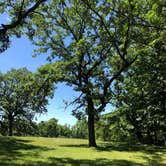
top-left (0, 0), bottom-right (47, 53)
top-left (0, 68), bottom-right (55, 136)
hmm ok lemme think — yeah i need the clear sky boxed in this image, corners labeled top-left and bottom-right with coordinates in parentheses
top-left (0, 12), bottom-right (82, 126)
top-left (0, 14), bottom-right (113, 126)
top-left (0, 35), bottom-right (78, 125)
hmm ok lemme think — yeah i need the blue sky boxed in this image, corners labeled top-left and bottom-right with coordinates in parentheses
top-left (0, 36), bottom-right (113, 126)
top-left (0, 12), bottom-right (81, 125)
top-left (0, 36), bottom-right (78, 125)
top-left (0, 14), bottom-right (114, 126)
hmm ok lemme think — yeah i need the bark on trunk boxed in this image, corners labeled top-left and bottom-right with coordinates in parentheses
top-left (87, 98), bottom-right (97, 147)
top-left (135, 130), bottom-right (143, 143)
top-left (8, 115), bottom-right (13, 136)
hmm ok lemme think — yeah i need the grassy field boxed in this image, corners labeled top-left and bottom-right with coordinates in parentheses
top-left (0, 136), bottom-right (165, 166)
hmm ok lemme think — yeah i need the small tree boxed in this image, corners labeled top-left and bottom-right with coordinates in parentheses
top-left (38, 118), bottom-right (59, 137)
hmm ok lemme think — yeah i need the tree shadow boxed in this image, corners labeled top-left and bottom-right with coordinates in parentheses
top-left (60, 142), bottom-right (166, 166)
top-left (140, 153), bottom-right (166, 166)
top-left (60, 144), bottom-right (88, 148)
top-left (60, 141), bottom-right (166, 153)
top-left (0, 137), bottom-right (165, 166)
top-left (96, 142), bottom-right (166, 166)
top-left (23, 157), bottom-right (144, 166)
top-left (0, 136), bottom-right (54, 165)
top-left (95, 141), bottom-right (166, 153)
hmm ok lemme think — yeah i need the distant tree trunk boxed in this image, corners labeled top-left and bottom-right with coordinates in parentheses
top-left (8, 113), bottom-right (14, 136)
top-left (163, 128), bottom-right (166, 146)
top-left (87, 97), bottom-right (97, 147)
top-left (135, 129), bottom-right (143, 143)
top-left (147, 130), bottom-right (153, 144)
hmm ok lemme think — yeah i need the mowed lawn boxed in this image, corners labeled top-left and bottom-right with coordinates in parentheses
top-left (0, 136), bottom-right (166, 166)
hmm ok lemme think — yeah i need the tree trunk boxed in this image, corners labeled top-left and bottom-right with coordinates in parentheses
top-left (135, 129), bottom-right (143, 143)
top-left (163, 129), bottom-right (166, 146)
top-left (8, 114), bottom-right (14, 136)
top-left (87, 98), bottom-right (97, 147)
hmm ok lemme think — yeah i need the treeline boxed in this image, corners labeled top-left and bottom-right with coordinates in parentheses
top-left (0, 117), bottom-right (88, 139)
top-left (1, 109), bottom-right (165, 146)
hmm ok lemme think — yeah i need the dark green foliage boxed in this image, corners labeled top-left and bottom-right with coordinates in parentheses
top-left (112, 38), bottom-right (166, 145)
top-left (38, 118), bottom-right (59, 137)
top-left (0, 118), bottom-right (38, 136)
top-left (96, 115), bottom-right (112, 141)
top-left (96, 110), bottom-right (137, 142)
top-left (13, 118), bottom-right (38, 136)
top-left (37, 118), bottom-right (72, 138)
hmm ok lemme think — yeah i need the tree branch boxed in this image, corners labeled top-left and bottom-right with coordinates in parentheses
top-left (0, 0), bottom-right (47, 34)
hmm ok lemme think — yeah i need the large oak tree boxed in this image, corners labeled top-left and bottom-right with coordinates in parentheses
top-left (24, 0), bottom-right (141, 147)
top-left (16, 0), bottom-right (165, 146)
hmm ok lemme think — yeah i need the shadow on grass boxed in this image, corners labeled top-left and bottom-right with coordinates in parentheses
top-left (60, 144), bottom-right (88, 148)
top-left (141, 153), bottom-right (166, 166)
top-left (96, 142), bottom-right (166, 153)
top-left (37, 157), bottom-right (144, 166)
top-left (97, 142), bottom-right (166, 165)
top-left (0, 137), bottom-right (165, 166)
top-left (0, 137), bottom-right (144, 166)
top-left (60, 141), bottom-right (166, 153)
top-left (60, 142), bottom-right (166, 166)
top-left (0, 136), bottom-right (54, 165)
top-left (0, 157), bottom-right (144, 166)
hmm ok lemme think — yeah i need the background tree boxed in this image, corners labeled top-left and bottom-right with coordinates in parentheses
top-left (112, 1), bottom-right (166, 144)
top-left (13, 118), bottom-right (38, 136)
top-left (4, 0), bottom-right (163, 146)
top-left (95, 0), bottom-right (166, 145)
top-left (0, 68), bottom-right (55, 136)
top-left (95, 115), bottom-right (112, 141)
top-left (57, 124), bottom-right (72, 138)
top-left (38, 118), bottom-right (59, 137)
top-left (113, 47), bottom-right (166, 145)
top-left (71, 118), bottom-right (88, 139)
top-left (37, 118), bottom-right (72, 138)
top-left (96, 110), bottom-right (135, 142)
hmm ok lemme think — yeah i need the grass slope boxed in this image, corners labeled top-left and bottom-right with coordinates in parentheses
top-left (0, 136), bottom-right (165, 166)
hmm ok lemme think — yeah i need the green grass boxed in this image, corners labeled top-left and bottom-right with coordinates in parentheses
top-left (0, 136), bottom-right (165, 166)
